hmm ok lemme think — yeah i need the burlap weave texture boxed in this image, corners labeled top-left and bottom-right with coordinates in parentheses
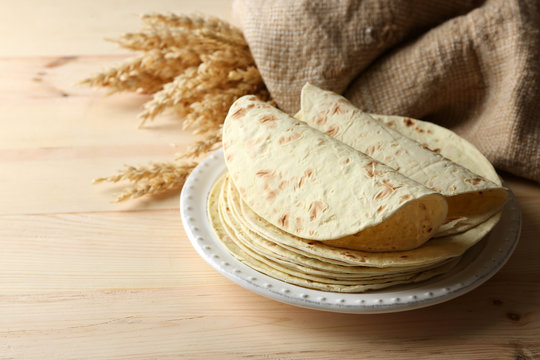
top-left (233, 0), bottom-right (540, 181)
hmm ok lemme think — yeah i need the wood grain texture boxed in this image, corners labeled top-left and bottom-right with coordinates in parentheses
top-left (1, 1), bottom-right (539, 359)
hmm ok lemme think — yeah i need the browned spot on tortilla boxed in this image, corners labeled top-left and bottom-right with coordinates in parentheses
top-left (432, 187), bottom-right (443, 193)
top-left (385, 121), bottom-right (394, 127)
top-left (404, 118), bottom-right (415, 127)
top-left (317, 138), bottom-right (326, 145)
top-left (345, 158), bottom-right (350, 164)
top-left (231, 107), bottom-right (247, 119)
top-left (296, 217), bottom-right (303, 232)
top-left (256, 169), bottom-right (274, 178)
top-left (278, 213), bottom-right (289, 228)
top-left (415, 126), bottom-right (425, 133)
top-left (308, 201), bottom-right (328, 221)
top-left (309, 230), bottom-right (316, 236)
top-left (399, 194), bottom-right (413, 203)
top-left (246, 104), bottom-right (257, 109)
top-left (465, 177), bottom-right (484, 185)
top-left (264, 184), bottom-right (277, 201)
top-left (278, 180), bottom-right (289, 190)
top-left (315, 116), bottom-right (327, 126)
top-left (449, 185), bottom-right (457, 192)
top-left (305, 169), bottom-right (314, 177)
top-left (332, 103), bottom-right (344, 114)
top-left (225, 154), bottom-right (233, 162)
top-left (259, 114), bottom-right (278, 127)
top-left (246, 137), bottom-right (262, 148)
top-left (278, 132), bottom-right (302, 144)
top-left (364, 161), bottom-right (381, 178)
top-left (365, 144), bottom-right (378, 156)
top-left (422, 143), bottom-right (440, 153)
top-left (377, 205), bottom-right (386, 213)
top-left (395, 149), bottom-right (403, 156)
top-left (427, 129), bottom-right (432, 134)
top-left (385, 155), bottom-right (393, 162)
top-left (325, 126), bottom-right (339, 136)
top-left (297, 176), bottom-right (307, 189)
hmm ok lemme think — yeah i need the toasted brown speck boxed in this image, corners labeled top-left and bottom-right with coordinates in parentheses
top-left (259, 114), bottom-right (278, 127)
top-left (278, 213), bottom-right (289, 228)
top-left (264, 183), bottom-right (277, 201)
top-left (376, 179), bottom-right (402, 200)
top-left (278, 132), bottom-right (302, 145)
top-left (400, 194), bottom-right (413, 203)
top-left (231, 107), bottom-right (247, 119)
top-left (465, 177), bottom-right (484, 185)
top-left (325, 126), bottom-right (339, 136)
top-left (332, 103), bottom-right (344, 114)
top-left (404, 118), bottom-right (415, 127)
top-left (256, 169), bottom-right (274, 178)
top-left (364, 161), bottom-right (381, 178)
top-left (308, 201), bottom-right (328, 221)
top-left (366, 145), bottom-right (376, 156)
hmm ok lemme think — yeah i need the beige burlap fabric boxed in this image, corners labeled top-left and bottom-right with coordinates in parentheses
top-left (233, 0), bottom-right (540, 182)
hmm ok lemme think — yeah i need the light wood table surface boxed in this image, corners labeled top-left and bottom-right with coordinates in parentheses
top-left (1, 1), bottom-right (539, 359)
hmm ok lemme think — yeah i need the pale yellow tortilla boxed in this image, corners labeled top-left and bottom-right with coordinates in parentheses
top-left (208, 173), bottom-right (463, 293)
top-left (223, 95), bottom-right (448, 251)
top-left (296, 83), bottom-right (507, 237)
top-left (225, 170), bottom-right (500, 268)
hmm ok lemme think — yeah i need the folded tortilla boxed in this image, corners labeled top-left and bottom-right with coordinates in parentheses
top-left (223, 95), bottom-right (448, 251)
top-left (297, 83), bottom-right (508, 236)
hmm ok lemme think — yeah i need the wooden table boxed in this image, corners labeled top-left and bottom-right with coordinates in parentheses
top-left (1, 1), bottom-right (539, 358)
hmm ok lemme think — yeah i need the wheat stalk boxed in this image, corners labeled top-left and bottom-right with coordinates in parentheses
top-left (94, 161), bottom-right (198, 202)
top-left (83, 13), bottom-right (271, 201)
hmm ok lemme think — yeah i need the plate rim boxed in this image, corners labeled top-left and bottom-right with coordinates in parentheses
top-left (180, 148), bottom-right (521, 314)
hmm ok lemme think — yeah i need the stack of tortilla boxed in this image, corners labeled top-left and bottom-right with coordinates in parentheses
top-left (208, 84), bottom-right (508, 293)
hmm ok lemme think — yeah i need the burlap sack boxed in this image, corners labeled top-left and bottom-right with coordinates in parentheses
top-left (233, 0), bottom-right (540, 182)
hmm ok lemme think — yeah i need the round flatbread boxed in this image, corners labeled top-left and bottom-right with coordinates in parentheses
top-left (223, 95), bottom-right (448, 251)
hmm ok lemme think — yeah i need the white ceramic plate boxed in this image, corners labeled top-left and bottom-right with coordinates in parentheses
top-left (180, 149), bottom-right (521, 314)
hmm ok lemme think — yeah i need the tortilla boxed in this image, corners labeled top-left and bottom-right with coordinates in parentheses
top-left (225, 171), bottom-right (500, 268)
top-left (223, 95), bottom-right (448, 251)
top-left (296, 83), bottom-right (508, 236)
top-left (221, 174), bottom-right (456, 278)
top-left (208, 173), bottom-right (463, 292)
